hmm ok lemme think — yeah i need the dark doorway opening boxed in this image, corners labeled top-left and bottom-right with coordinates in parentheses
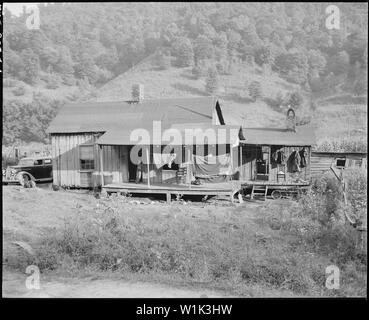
top-left (128, 146), bottom-right (138, 182)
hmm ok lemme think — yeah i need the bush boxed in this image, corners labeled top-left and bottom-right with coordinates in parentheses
top-left (4, 78), bottom-right (17, 87)
top-left (12, 86), bottom-right (26, 96)
top-left (287, 91), bottom-right (304, 109)
top-left (27, 189), bottom-right (366, 296)
top-left (315, 137), bottom-right (367, 153)
top-left (45, 73), bottom-right (62, 89)
top-left (205, 67), bottom-right (219, 94)
top-left (191, 66), bottom-right (203, 79)
top-left (248, 81), bottom-right (262, 102)
top-left (62, 74), bottom-right (77, 86)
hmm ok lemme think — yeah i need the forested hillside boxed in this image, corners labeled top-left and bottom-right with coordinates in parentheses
top-left (3, 2), bottom-right (368, 146)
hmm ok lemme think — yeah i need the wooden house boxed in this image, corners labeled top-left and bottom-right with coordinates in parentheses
top-left (47, 96), bottom-right (241, 196)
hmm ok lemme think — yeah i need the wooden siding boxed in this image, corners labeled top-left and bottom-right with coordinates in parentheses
top-left (239, 144), bottom-right (311, 183)
top-left (51, 133), bottom-right (129, 188)
top-left (311, 154), bottom-right (367, 177)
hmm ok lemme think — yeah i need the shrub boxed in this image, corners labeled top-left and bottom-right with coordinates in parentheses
top-left (192, 65), bottom-right (203, 79)
top-left (12, 86), bottom-right (26, 96)
top-left (45, 73), bottom-right (62, 89)
top-left (315, 137), bottom-right (367, 153)
top-left (205, 67), bottom-right (219, 94)
top-left (248, 81), bottom-right (262, 102)
top-left (286, 91), bottom-right (304, 109)
top-left (62, 74), bottom-right (77, 86)
top-left (4, 78), bottom-right (17, 87)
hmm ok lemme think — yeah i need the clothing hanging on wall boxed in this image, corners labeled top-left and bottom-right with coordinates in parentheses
top-left (271, 149), bottom-right (286, 165)
top-left (299, 148), bottom-right (308, 168)
top-left (290, 150), bottom-right (301, 172)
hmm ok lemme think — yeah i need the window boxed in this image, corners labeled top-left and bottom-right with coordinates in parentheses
top-left (34, 159), bottom-right (43, 165)
top-left (18, 159), bottom-right (34, 166)
top-left (44, 159), bottom-right (52, 164)
top-left (80, 145), bottom-right (95, 170)
top-left (336, 158), bottom-right (346, 168)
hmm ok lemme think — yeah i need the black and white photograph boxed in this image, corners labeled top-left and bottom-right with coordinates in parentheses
top-left (1, 2), bottom-right (367, 303)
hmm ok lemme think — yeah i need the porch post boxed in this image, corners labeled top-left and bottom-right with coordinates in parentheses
top-left (99, 145), bottom-right (104, 187)
top-left (230, 145), bottom-right (233, 180)
top-left (146, 147), bottom-right (150, 188)
top-left (188, 148), bottom-right (191, 190)
top-left (240, 145), bottom-right (243, 181)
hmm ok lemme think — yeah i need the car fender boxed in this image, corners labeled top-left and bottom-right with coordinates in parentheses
top-left (16, 171), bottom-right (36, 181)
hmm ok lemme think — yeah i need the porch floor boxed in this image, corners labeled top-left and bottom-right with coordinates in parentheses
top-left (102, 181), bottom-right (241, 203)
top-left (241, 180), bottom-right (310, 187)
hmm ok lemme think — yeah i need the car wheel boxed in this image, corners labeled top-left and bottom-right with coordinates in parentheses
top-left (271, 190), bottom-right (282, 200)
top-left (18, 174), bottom-right (28, 187)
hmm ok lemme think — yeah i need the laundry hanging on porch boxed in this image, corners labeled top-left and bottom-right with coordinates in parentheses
top-left (153, 153), bottom-right (177, 169)
top-left (271, 149), bottom-right (286, 165)
top-left (192, 153), bottom-right (232, 179)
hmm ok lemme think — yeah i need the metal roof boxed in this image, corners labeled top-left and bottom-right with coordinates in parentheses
top-left (96, 123), bottom-right (241, 146)
top-left (47, 97), bottom-right (219, 134)
top-left (240, 126), bottom-right (316, 146)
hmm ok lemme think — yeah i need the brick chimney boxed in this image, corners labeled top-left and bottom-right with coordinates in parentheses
top-left (132, 84), bottom-right (144, 102)
top-left (286, 107), bottom-right (296, 132)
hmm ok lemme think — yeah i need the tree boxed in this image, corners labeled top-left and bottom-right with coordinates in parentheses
top-left (254, 45), bottom-right (274, 67)
top-left (95, 47), bottom-right (119, 72)
top-left (353, 74), bottom-right (367, 96)
top-left (171, 37), bottom-right (194, 67)
top-left (227, 30), bottom-right (241, 52)
top-left (74, 53), bottom-right (99, 84)
top-left (248, 81), bottom-right (262, 102)
top-left (287, 91), bottom-right (304, 109)
top-left (4, 50), bottom-right (24, 78)
top-left (344, 31), bottom-right (366, 66)
top-left (21, 48), bottom-right (40, 84)
top-left (308, 49), bottom-right (326, 77)
top-left (205, 67), bottom-right (219, 94)
top-left (194, 35), bottom-right (213, 65)
top-left (328, 51), bottom-right (350, 75)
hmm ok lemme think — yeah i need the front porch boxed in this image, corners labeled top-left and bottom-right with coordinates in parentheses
top-left (102, 181), bottom-right (241, 203)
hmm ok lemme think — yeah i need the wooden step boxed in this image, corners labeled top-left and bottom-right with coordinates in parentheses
top-left (250, 185), bottom-right (268, 201)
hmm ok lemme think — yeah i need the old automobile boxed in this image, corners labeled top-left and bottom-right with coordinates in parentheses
top-left (2, 156), bottom-right (53, 187)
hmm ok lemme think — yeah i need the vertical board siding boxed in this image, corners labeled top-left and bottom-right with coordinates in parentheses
top-left (240, 144), bottom-right (311, 183)
top-left (51, 133), bottom-right (132, 188)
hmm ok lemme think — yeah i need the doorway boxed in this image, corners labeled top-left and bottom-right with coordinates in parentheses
top-left (128, 146), bottom-right (138, 182)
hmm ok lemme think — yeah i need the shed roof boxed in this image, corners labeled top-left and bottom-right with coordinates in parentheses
top-left (241, 126), bottom-right (316, 146)
top-left (96, 123), bottom-right (241, 146)
top-left (47, 97), bottom-right (219, 134)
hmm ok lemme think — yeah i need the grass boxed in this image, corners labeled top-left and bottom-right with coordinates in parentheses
top-left (6, 172), bottom-right (365, 297)
top-left (94, 58), bottom-right (291, 128)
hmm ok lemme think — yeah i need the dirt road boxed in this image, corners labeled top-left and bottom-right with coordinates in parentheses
top-left (3, 271), bottom-right (226, 298)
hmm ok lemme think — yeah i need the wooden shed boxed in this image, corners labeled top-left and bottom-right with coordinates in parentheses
top-left (311, 151), bottom-right (367, 177)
